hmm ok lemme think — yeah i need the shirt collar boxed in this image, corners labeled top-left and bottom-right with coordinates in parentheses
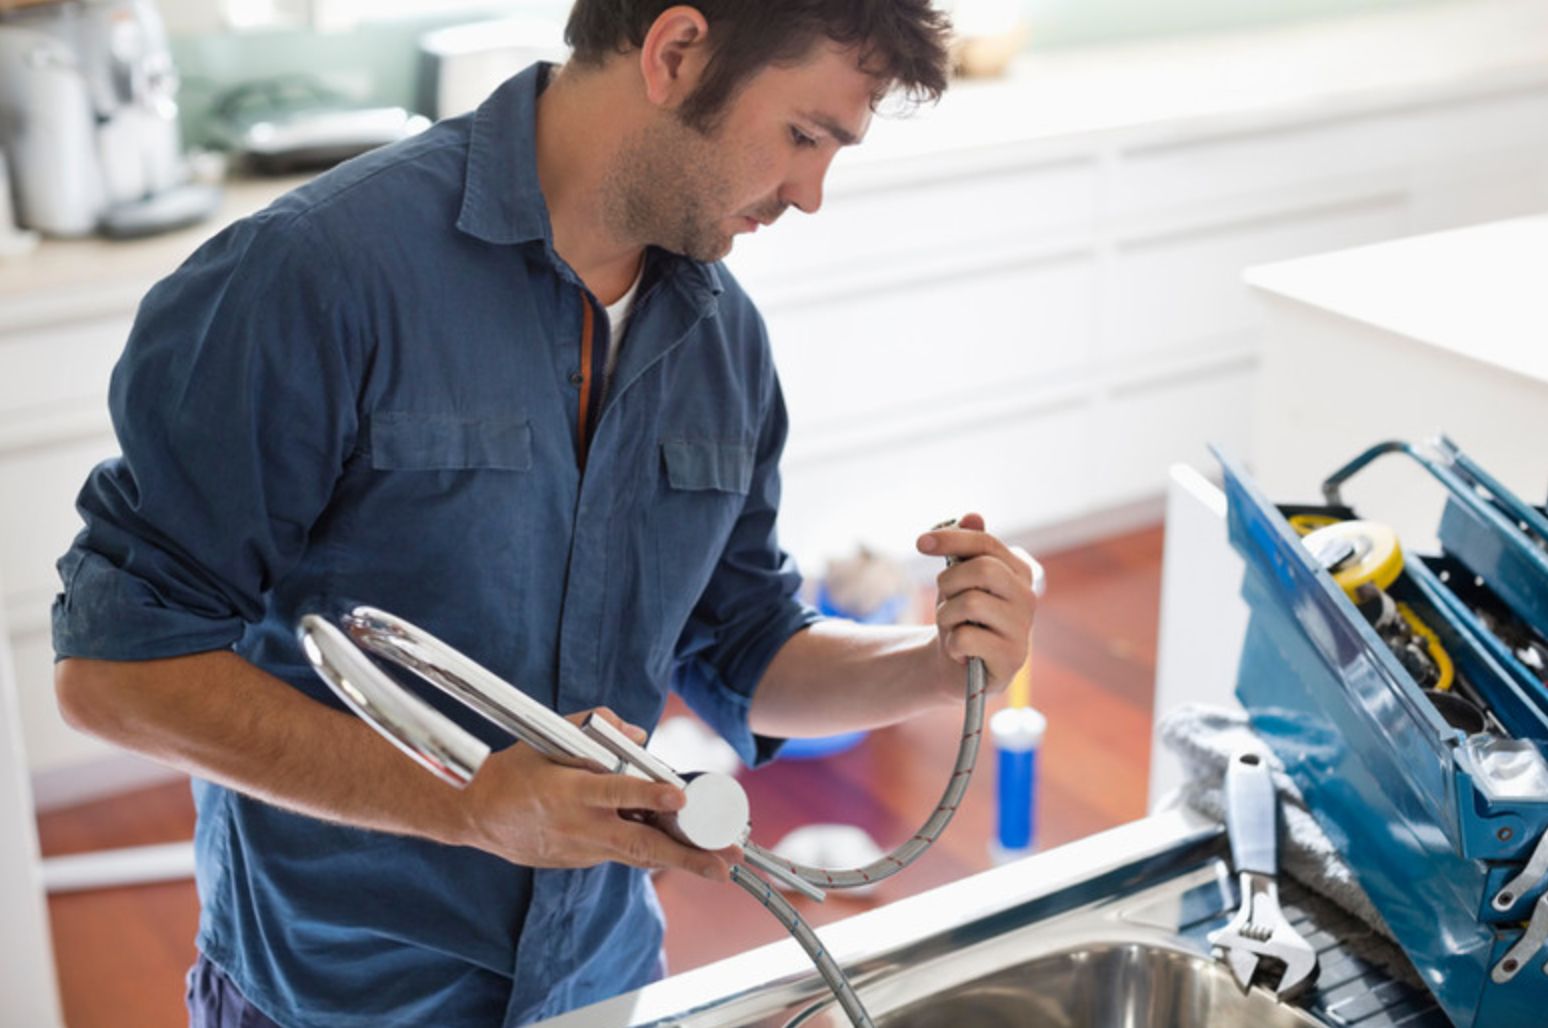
top-left (457, 62), bottom-right (553, 246)
top-left (457, 62), bottom-right (725, 308)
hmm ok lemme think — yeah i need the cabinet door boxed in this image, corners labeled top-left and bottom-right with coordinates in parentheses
top-left (1103, 198), bottom-right (1407, 368)
top-left (727, 156), bottom-right (1098, 292)
top-left (0, 316), bottom-right (129, 426)
top-left (0, 313), bottom-right (127, 777)
top-left (778, 403), bottom-right (1093, 571)
top-left (766, 252), bottom-right (1097, 435)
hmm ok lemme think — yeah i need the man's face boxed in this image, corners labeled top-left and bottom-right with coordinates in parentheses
top-left (608, 41), bottom-right (879, 262)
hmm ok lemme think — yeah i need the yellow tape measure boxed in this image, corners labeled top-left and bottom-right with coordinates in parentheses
top-left (1288, 513), bottom-right (1343, 537)
top-left (1303, 520), bottom-right (1404, 595)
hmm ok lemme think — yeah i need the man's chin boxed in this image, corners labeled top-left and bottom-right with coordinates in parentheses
top-left (670, 234), bottom-right (735, 263)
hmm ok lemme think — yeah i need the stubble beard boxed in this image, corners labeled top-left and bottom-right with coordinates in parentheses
top-left (604, 116), bottom-right (735, 263)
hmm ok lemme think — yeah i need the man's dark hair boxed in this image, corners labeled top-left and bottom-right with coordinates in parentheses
top-left (564, 1), bottom-right (952, 131)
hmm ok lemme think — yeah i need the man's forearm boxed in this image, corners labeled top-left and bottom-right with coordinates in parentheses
top-left (748, 621), bottom-right (961, 738)
top-left (55, 652), bottom-right (475, 847)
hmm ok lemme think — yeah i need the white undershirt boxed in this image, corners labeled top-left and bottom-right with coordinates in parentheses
top-left (602, 264), bottom-right (644, 389)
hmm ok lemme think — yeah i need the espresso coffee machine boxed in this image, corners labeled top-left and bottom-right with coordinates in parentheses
top-left (0, 0), bottom-right (219, 238)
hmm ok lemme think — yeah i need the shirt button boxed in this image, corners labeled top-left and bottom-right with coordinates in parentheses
top-left (568, 371), bottom-right (584, 386)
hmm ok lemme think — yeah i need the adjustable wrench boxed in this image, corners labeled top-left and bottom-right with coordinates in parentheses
top-left (1207, 748), bottom-right (1319, 998)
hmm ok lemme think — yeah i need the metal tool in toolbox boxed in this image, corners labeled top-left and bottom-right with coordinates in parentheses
top-left (1208, 748), bottom-right (1318, 997)
top-left (298, 522), bottom-right (1045, 1028)
top-left (1217, 436), bottom-right (1548, 1027)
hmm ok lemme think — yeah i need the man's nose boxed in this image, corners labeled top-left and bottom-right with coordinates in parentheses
top-left (779, 155), bottom-right (833, 216)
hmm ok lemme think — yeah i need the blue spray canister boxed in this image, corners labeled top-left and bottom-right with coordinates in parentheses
top-left (990, 661), bottom-right (1045, 862)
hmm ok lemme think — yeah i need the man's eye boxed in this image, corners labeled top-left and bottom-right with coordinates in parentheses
top-left (790, 127), bottom-right (818, 149)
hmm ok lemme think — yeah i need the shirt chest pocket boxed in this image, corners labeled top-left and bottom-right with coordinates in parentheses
top-left (360, 413), bottom-right (536, 561)
top-left (660, 439), bottom-right (753, 494)
top-left (654, 439), bottom-right (753, 624)
top-left (369, 413), bottom-right (533, 472)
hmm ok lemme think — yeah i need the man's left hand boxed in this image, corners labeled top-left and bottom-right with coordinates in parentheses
top-left (917, 512), bottom-right (1041, 699)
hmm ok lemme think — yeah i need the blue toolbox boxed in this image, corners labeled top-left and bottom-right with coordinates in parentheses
top-left (1219, 437), bottom-right (1548, 1028)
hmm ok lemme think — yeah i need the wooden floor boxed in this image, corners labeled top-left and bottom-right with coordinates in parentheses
top-left (36, 524), bottom-right (1163, 1027)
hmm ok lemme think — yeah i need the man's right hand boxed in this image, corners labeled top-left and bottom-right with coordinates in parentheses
top-left (454, 707), bottom-right (741, 882)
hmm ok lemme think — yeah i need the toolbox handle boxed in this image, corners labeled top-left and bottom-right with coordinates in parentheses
top-left (1322, 438), bottom-right (1548, 579)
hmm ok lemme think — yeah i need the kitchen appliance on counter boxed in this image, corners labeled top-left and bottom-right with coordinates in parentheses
top-left (209, 75), bottom-right (430, 175)
top-left (417, 16), bottom-right (566, 119)
top-left (0, 0), bottom-right (219, 238)
top-left (0, 145), bottom-right (39, 255)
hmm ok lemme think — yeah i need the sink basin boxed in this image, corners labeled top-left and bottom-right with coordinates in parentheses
top-left (865, 940), bottom-right (1323, 1028)
top-left (531, 813), bottom-right (1445, 1028)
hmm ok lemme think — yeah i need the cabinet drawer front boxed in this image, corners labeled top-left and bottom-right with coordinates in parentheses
top-left (0, 435), bottom-right (118, 602)
top-left (0, 317), bottom-right (129, 420)
top-left (779, 404), bottom-right (1090, 569)
top-left (1090, 366), bottom-right (1255, 508)
top-left (1104, 200), bottom-right (1406, 362)
top-left (728, 158), bottom-right (1098, 289)
top-left (1114, 89), bottom-right (1548, 222)
top-left (767, 254), bottom-right (1096, 432)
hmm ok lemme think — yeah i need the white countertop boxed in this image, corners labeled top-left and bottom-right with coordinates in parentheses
top-left (852, 0), bottom-right (1548, 169)
top-left (0, 176), bottom-right (309, 332)
top-left (1245, 214), bottom-right (1548, 385)
top-left (5, 0), bottom-right (1548, 326)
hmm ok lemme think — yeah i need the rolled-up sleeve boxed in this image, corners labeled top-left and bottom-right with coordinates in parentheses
top-left (670, 368), bottom-right (822, 767)
top-left (53, 211), bottom-right (360, 661)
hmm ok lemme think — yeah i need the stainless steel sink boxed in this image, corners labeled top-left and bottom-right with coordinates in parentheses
top-left (534, 812), bottom-right (1446, 1028)
top-left (782, 861), bottom-right (1330, 1028)
top-left (810, 939), bottom-right (1324, 1027)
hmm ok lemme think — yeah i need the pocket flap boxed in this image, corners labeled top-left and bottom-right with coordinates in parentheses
top-left (370, 413), bottom-right (532, 471)
top-left (661, 439), bottom-right (753, 494)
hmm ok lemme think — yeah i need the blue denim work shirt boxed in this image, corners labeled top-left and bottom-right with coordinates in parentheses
top-left (52, 63), bottom-right (821, 1027)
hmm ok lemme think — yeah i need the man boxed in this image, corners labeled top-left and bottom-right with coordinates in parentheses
top-left (52, 2), bottom-right (1038, 1025)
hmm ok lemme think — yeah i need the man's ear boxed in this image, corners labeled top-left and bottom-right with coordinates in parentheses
top-left (638, 5), bottom-right (711, 109)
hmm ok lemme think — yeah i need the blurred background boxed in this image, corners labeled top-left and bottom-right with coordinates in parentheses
top-left (3, 0), bottom-right (1547, 1024)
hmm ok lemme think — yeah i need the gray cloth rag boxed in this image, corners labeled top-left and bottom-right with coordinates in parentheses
top-left (1158, 703), bottom-right (1426, 987)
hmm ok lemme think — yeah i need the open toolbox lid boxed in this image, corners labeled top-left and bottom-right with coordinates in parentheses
top-left (1215, 443), bottom-right (1548, 1028)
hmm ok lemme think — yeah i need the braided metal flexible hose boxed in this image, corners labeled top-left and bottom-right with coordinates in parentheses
top-left (743, 656), bottom-right (987, 891)
top-left (729, 862), bottom-right (876, 1027)
top-left (728, 655), bottom-right (989, 1027)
